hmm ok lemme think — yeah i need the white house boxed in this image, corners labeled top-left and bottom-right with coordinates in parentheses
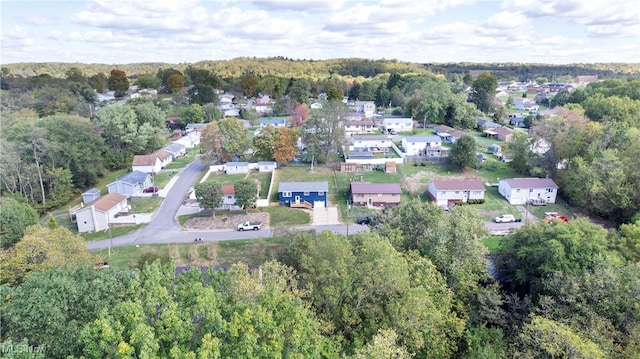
top-left (310, 102), bottom-right (323, 109)
top-left (225, 162), bottom-right (249, 174)
top-left (498, 178), bottom-right (559, 205)
top-left (260, 118), bottom-right (286, 129)
top-left (258, 161), bottom-right (277, 172)
top-left (76, 193), bottom-right (129, 233)
top-left (132, 154), bottom-right (162, 174)
top-left (351, 134), bottom-right (392, 149)
top-left (221, 184), bottom-right (236, 208)
top-left (162, 143), bottom-right (186, 159)
top-left (382, 117), bottom-right (413, 133)
top-left (402, 136), bottom-right (442, 156)
top-left (428, 179), bottom-right (486, 206)
top-left (344, 119), bottom-right (375, 136)
top-left (81, 188), bottom-right (101, 203)
top-left (354, 101), bottom-right (376, 117)
top-left (107, 171), bottom-right (152, 198)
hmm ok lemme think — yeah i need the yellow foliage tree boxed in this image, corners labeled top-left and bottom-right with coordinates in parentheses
top-left (0, 225), bottom-right (94, 285)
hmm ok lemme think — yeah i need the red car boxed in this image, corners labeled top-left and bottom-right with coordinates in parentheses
top-left (544, 212), bottom-right (569, 222)
top-left (143, 186), bottom-right (159, 193)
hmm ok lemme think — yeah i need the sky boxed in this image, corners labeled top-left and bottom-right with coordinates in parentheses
top-left (1, 0), bottom-right (639, 65)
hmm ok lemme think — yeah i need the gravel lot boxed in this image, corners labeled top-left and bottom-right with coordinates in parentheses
top-left (183, 212), bottom-right (270, 230)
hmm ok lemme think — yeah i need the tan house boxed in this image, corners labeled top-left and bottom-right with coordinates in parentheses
top-left (75, 193), bottom-right (129, 233)
top-left (428, 179), bottom-right (485, 206)
top-left (350, 182), bottom-right (402, 208)
top-left (484, 127), bottom-right (513, 142)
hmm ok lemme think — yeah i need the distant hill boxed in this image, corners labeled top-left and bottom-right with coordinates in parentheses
top-left (2, 57), bottom-right (638, 81)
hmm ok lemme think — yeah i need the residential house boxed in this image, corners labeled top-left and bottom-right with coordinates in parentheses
top-left (433, 125), bottom-right (466, 144)
top-left (75, 193), bottom-right (130, 233)
top-left (278, 182), bottom-right (328, 208)
top-left (573, 76), bottom-right (598, 86)
top-left (488, 143), bottom-right (502, 155)
top-left (484, 127), bottom-right (514, 142)
top-left (260, 118), bottom-right (286, 129)
top-left (354, 101), bottom-right (376, 117)
top-left (185, 123), bottom-right (208, 133)
top-left (163, 143), bottom-right (186, 159)
top-left (258, 161), bottom-right (277, 172)
top-left (498, 178), bottom-right (558, 205)
top-left (224, 109), bottom-right (241, 117)
top-left (402, 136), bottom-right (442, 156)
top-left (221, 185), bottom-right (236, 208)
top-left (350, 182), bottom-right (402, 208)
top-left (132, 154), bottom-right (162, 174)
top-left (428, 179), bottom-right (486, 206)
top-left (345, 119), bottom-right (375, 136)
top-left (351, 134), bottom-right (392, 149)
top-left (476, 118), bottom-right (501, 129)
top-left (225, 162), bottom-right (249, 174)
top-left (81, 188), bottom-right (101, 203)
top-left (174, 131), bottom-right (200, 149)
top-left (256, 95), bottom-right (272, 105)
top-left (153, 150), bottom-right (173, 167)
top-left (382, 117), bottom-right (413, 133)
top-left (107, 171), bottom-right (152, 198)
top-left (509, 116), bottom-right (526, 128)
top-left (515, 98), bottom-right (539, 111)
top-left (310, 102), bottom-right (323, 109)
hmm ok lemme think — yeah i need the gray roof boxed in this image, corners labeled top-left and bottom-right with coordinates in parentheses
top-left (163, 142), bottom-right (186, 152)
top-left (278, 181), bottom-right (329, 193)
top-left (503, 178), bottom-right (558, 189)
top-left (83, 188), bottom-right (100, 195)
top-left (403, 135), bottom-right (441, 143)
top-left (352, 134), bottom-right (388, 141)
top-left (117, 171), bottom-right (150, 185)
top-left (258, 161), bottom-right (276, 166)
top-left (226, 162), bottom-right (249, 167)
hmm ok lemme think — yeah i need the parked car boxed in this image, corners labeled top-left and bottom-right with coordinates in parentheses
top-left (493, 214), bottom-right (516, 223)
top-left (357, 216), bottom-right (373, 225)
top-left (143, 186), bottom-right (159, 193)
top-left (544, 212), bottom-right (569, 222)
top-left (237, 221), bottom-right (262, 231)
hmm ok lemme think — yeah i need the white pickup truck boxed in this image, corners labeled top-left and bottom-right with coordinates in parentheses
top-left (237, 221), bottom-right (262, 231)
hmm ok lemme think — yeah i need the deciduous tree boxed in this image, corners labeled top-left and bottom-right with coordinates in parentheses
top-left (167, 73), bottom-right (185, 93)
top-left (273, 127), bottom-right (298, 165)
top-left (449, 134), bottom-right (477, 170)
top-left (108, 68), bottom-right (129, 91)
top-left (194, 182), bottom-right (223, 214)
top-left (471, 72), bottom-right (497, 114)
top-left (252, 125), bottom-right (277, 160)
top-left (234, 179), bottom-right (257, 212)
top-left (0, 197), bottom-right (38, 248)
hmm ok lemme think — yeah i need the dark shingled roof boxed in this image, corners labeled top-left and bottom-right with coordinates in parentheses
top-left (351, 182), bottom-right (402, 194)
top-left (431, 179), bottom-right (485, 191)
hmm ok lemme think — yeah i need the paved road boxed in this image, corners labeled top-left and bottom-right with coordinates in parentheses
top-left (87, 159), bottom-right (367, 251)
top-left (88, 158), bottom-right (529, 251)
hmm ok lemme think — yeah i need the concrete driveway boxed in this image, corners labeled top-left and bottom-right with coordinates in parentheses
top-left (312, 206), bottom-right (341, 225)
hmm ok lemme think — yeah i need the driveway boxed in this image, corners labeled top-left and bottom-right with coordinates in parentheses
top-left (311, 206), bottom-right (341, 225)
top-left (484, 205), bottom-right (538, 235)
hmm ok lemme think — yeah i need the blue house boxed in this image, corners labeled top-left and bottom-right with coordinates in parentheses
top-left (278, 182), bottom-right (328, 209)
top-left (260, 118), bottom-right (286, 129)
top-left (107, 171), bottom-right (152, 198)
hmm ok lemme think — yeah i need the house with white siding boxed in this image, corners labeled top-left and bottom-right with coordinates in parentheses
top-left (225, 162), bottom-right (249, 174)
top-left (428, 179), bottom-right (485, 206)
top-left (351, 134), bottom-right (392, 149)
top-left (76, 193), bottom-right (130, 233)
top-left (132, 154), bottom-right (162, 174)
top-left (498, 178), bottom-right (559, 205)
top-left (402, 136), bottom-right (442, 156)
top-left (382, 117), bottom-right (413, 133)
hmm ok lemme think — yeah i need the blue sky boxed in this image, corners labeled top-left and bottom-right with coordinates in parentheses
top-left (2, 0), bottom-right (638, 65)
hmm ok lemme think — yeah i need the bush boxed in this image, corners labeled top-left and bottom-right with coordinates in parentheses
top-left (467, 199), bottom-right (486, 204)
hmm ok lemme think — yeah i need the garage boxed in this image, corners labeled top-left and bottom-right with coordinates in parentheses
top-left (313, 200), bottom-right (325, 208)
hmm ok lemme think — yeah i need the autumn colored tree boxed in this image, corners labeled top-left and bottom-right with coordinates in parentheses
top-left (0, 225), bottom-right (94, 285)
top-left (108, 68), bottom-right (129, 91)
top-left (199, 118), bottom-right (249, 164)
top-left (273, 127), bottom-right (298, 165)
top-left (290, 103), bottom-right (310, 127)
top-left (239, 74), bottom-right (259, 97)
top-left (167, 73), bottom-right (185, 93)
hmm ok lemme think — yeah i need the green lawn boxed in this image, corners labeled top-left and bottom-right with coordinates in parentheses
top-left (96, 237), bottom-right (287, 269)
top-left (203, 171), bottom-right (272, 199)
top-left (81, 224), bottom-right (145, 242)
top-left (162, 147), bottom-right (199, 170)
top-left (153, 171), bottom-right (176, 188)
top-left (129, 197), bottom-right (163, 214)
top-left (260, 206), bottom-right (310, 227)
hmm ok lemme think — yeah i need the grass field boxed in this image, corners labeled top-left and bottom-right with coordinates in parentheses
top-left (129, 197), bottom-right (163, 214)
top-left (482, 236), bottom-right (504, 250)
top-left (162, 147), bottom-right (200, 170)
top-left (153, 171), bottom-right (176, 188)
top-left (177, 206), bottom-right (310, 227)
top-left (81, 224), bottom-right (145, 242)
top-left (96, 237), bottom-right (287, 268)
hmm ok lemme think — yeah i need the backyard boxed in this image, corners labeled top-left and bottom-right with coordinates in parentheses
top-left (203, 170), bottom-right (272, 199)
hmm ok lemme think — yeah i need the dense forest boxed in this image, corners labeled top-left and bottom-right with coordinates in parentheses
top-left (1, 58), bottom-right (639, 358)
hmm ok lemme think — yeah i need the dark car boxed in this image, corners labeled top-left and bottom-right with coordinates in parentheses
top-left (357, 216), bottom-right (373, 225)
top-left (143, 186), bottom-right (159, 193)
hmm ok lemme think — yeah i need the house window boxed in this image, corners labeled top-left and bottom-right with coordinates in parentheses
top-left (547, 188), bottom-right (554, 193)
top-left (304, 191), bottom-right (310, 196)
top-left (473, 191), bottom-right (482, 195)
top-left (441, 191), bottom-right (445, 195)
top-left (227, 196), bottom-right (232, 199)
top-left (358, 194), bottom-right (364, 198)
top-left (318, 191), bottom-right (324, 196)
top-left (516, 189), bottom-right (520, 193)
top-left (282, 191), bottom-right (292, 197)
top-left (455, 191), bottom-right (459, 194)
top-left (529, 189), bottom-right (534, 193)
top-left (378, 193), bottom-right (383, 198)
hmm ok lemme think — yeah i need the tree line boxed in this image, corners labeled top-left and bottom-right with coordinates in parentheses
top-left (1, 200), bottom-right (638, 358)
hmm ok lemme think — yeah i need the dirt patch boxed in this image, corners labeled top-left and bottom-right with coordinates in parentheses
top-left (183, 212), bottom-right (270, 230)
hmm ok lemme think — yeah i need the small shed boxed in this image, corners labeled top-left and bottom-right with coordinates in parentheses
top-left (225, 162), bottom-right (249, 174)
top-left (82, 188), bottom-right (101, 203)
top-left (488, 143), bottom-right (501, 154)
top-left (258, 161), bottom-right (277, 173)
top-left (385, 161), bottom-right (397, 174)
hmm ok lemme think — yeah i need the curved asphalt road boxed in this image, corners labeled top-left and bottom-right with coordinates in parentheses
top-left (87, 158), bottom-right (364, 251)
